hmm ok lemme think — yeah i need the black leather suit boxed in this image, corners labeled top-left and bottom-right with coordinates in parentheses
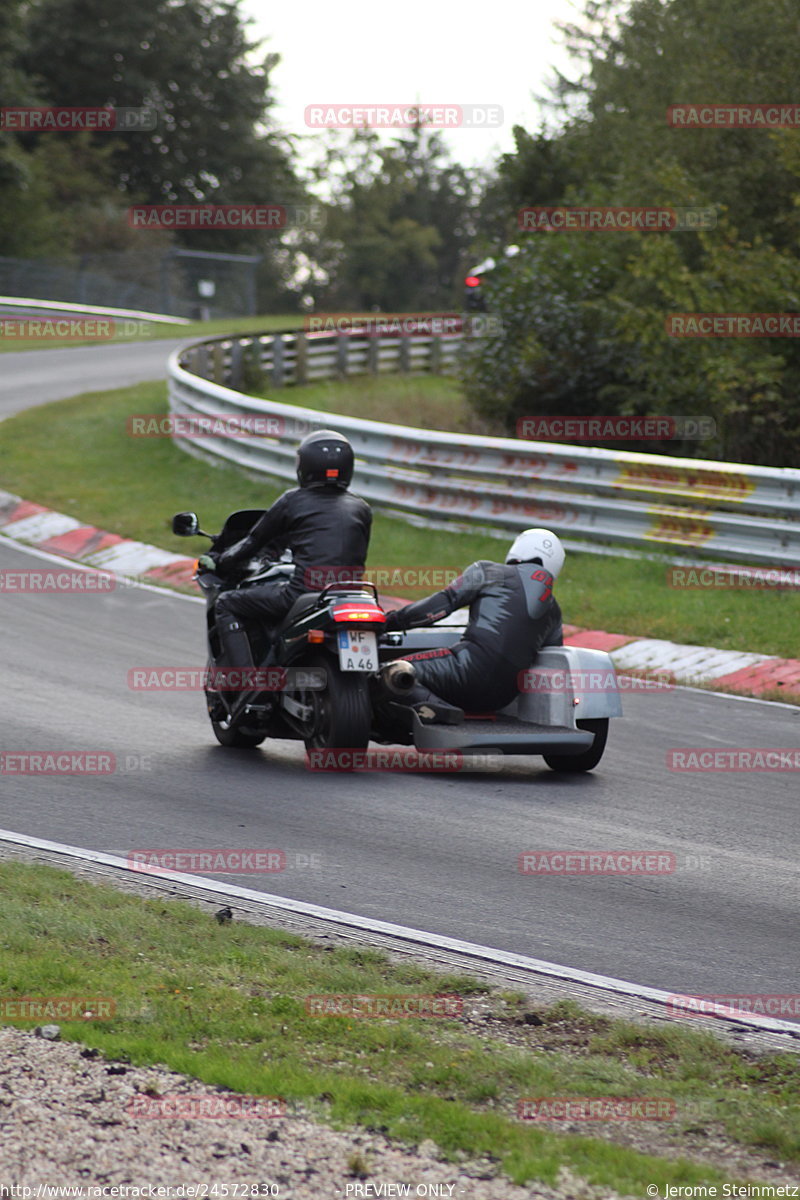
top-left (384, 560), bottom-right (563, 711)
top-left (214, 485), bottom-right (372, 660)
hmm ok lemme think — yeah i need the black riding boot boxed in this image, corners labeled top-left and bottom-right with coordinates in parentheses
top-left (378, 662), bottom-right (464, 726)
top-left (403, 681), bottom-right (465, 725)
top-left (215, 618), bottom-right (255, 705)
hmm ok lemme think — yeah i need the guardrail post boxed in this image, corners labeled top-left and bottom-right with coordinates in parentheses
top-left (367, 336), bottom-right (380, 374)
top-left (272, 335), bottom-right (285, 387)
top-left (399, 335), bottom-right (411, 374)
top-left (429, 336), bottom-right (443, 374)
top-left (336, 333), bottom-right (349, 378)
top-left (211, 343), bottom-right (225, 384)
top-left (294, 333), bottom-right (308, 385)
top-left (229, 340), bottom-right (244, 390)
top-left (240, 337), bottom-right (264, 393)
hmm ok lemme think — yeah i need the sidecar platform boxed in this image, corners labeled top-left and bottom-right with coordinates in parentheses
top-left (411, 714), bottom-right (595, 756)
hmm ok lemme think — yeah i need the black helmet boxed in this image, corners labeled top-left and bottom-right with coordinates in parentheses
top-left (296, 429), bottom-right (354, 489)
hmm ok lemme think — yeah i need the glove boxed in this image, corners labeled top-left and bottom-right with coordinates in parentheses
top-left (382, 609), bottom-right (405, 633)
top-left (197, 554), bottom-right (218, 572)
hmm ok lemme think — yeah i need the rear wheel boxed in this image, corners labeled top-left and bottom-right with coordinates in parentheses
top-left (543, 718), bottom-right (608, 773)
top-left (210, 720), bottom-right (266, 749)
top-left (299, 653), bottom-right (371, 753)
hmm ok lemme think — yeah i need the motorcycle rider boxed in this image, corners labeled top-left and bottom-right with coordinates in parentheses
top-left (380, 529), bottom-right (565, 724)
top-left (203, 430), bottom-right (372, 685)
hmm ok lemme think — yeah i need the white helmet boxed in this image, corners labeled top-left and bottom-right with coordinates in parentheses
top-left (505, 528), bottom-right (565, 578)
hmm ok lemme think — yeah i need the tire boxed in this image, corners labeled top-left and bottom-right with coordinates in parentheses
top-left (297, 653), bottom-right (371, 753)
top-left (543, 718), bottom-right (609, 773)
top-left (205, 670), bottom-right (266, 748)
top-left (210, 720), bottom-right (266, 749)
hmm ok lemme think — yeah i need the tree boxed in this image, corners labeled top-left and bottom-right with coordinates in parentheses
top-left (0, 0), bottom-right (67, 256)
top-left (462, 0), bottom-right (800, 465)
top-left (304, 126), bottom-right (483, 312)
top-left (21, 0), bottom-right (298, 219)
top-left (6, 0), bottom-right (306, 307)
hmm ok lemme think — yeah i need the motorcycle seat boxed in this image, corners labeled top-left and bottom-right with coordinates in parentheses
top-left (278, 592), bottom-right (323, 626)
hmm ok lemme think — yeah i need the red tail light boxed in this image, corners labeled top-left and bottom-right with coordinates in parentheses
top-left (332, 603), bottom-right (385, 623)
top-left (464, 275), bottom-right (481, 287)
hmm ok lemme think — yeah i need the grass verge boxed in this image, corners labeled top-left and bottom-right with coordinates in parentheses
top-left (253, 372), bottom-right (499, 436)
top-left (1, 861), bottom-right (798, 1191)
top-left (0, 313), bottom-right (305, 354)
top-left (0, 379), bottom-right (798, 663)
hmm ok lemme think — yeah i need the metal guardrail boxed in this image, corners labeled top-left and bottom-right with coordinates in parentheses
top-left (168, 330), bottom-right (800, 566)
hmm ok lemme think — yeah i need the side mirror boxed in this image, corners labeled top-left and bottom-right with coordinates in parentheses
top-left (172, 511), bottom-right (200, 536)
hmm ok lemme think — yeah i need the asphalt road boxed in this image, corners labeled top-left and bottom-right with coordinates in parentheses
top-left (0, 339), bottom-right (188, 420)
top-left (1, 535), bottom-right (798, 1007)
top-left (0, 339), bottom-right (798, 1012)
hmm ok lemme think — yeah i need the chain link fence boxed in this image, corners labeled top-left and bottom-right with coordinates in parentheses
top-left (0, 250), bottom-right (260, 318)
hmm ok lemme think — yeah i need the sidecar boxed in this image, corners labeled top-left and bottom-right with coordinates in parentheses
top-left (379, 619), bottom-right (623, 772)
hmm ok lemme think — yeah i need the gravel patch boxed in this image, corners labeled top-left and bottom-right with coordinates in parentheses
top-left (0, 1026), bottom-right (625, 1199)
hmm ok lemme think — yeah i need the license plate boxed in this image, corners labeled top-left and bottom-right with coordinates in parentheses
top-left (337, 629), bottom-right (378, 672)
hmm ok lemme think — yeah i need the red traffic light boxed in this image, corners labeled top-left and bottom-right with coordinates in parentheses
top-left (464, 275), bottom-right (481, 287)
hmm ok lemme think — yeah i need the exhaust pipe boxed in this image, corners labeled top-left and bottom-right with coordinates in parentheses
top-left (380, 659), bottom-right (417, 696)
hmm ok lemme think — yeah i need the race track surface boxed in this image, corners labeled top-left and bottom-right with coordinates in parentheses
top-left (1, 340), bottom-right (798, 1014)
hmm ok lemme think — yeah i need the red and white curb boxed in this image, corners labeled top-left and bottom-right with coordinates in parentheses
top-left (0, 489), bottom-right (197, 589)
top-left (1, 487), bottom-right (798, 701)
top-left (561, 627), bottom-right (800, 700)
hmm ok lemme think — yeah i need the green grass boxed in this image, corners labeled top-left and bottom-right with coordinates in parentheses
top-left (0, 312), bottom-right (305, 353)
top-left (1, 862), bottom-right (797, 1190)
top-left (0, 378), bottom-right (798, 664)
top-left (254, 372), bottom-right (500, 435)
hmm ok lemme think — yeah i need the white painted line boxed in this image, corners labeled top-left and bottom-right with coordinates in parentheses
top-left (0, 533), bottom-right (204, 603)
top-left (0, 512), bottom-right (84, 541)
top-left (0, 296), bottom-right (190, 325)
top-left (0, 828), bottom-right (797, 1037)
